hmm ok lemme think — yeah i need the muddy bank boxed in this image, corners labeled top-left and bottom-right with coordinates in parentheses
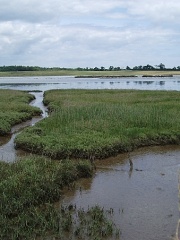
top-left (75, 75), bottom-right (138, 78)
top-left (142, 74), bottom-right (173, 77)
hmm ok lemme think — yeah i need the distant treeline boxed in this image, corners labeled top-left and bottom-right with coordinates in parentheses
top-left (0, 66), bottom-right (73, 72)
top-left (0, 64), bottom-right (180, 72)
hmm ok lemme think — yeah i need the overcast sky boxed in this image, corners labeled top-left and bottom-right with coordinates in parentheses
top-left (0, 0), bottom-right (180, 68)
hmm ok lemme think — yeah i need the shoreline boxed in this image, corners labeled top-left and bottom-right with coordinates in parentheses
top-left (75, 74), bottom-right (174, 78)
top-left (0, 70), bottom-right (179, 77)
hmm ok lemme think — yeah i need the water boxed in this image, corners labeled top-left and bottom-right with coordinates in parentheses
top-left (0, 76), bottom-right (179, 239)
top-left (0, 91), bottom-right (48, 162)
top-left (61, 145), bottom-right (180, 240)
top-left (0, 75), bottom-right (180, 91)
top-left (1, 75), bottom-right (179, 162)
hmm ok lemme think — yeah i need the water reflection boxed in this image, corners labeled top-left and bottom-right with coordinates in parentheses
top-left (0, 75), bottom-right (180, 91)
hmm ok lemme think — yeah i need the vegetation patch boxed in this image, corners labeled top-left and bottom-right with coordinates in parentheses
top-left (0, 156), bottom-right (99, 239)
top-left (0, 156), bottom-right (93, 216)
top-left (0, 68), bottom-right (180, 77)
top-left (0, 204), bottom-right (120, 240)
top-left (15, 89), bottom-right (180, 159)
top-left (0, 89), bottom-right (42, 135)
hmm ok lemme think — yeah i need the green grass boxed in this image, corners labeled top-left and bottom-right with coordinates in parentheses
top-left (1, 204), bottom-right (120, 240)
top-left (0, 69), bottom-right (179, 77)
top-left (0, 156), bottom-right (93, 216)
top-left (0, 89), bottom-right (42, 135)
top-left (15, 89), bottom-right (180, 159)
top-left (0, 156), bottom-right (97, 239)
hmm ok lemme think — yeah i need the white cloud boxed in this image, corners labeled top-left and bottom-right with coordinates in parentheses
top-left (126, 0), bottom-right (180, 21)
top-left (0, 0), bottom-right (122, 23)
top-left (0, 0), bottom-right (180, 67)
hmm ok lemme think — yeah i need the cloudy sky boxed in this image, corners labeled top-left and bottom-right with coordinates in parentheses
top-left (0, 0), bottom-right (180, 68)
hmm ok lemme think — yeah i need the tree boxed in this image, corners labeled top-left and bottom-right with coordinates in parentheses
top-left (100, 66), bottom-right (105, 71)
top-left (156, 63), bottom-right (166, 70)
top-left (126, 66), bottom-right (131, 70)
top-left (109, 66), bottom-right (114, 71)
top-left (142, 64), bottom-right (154, 70)
top-left (114, 67), bottom-right (121, 71)
top-left (133, 65), bottom-right (143, 70)
top-left (94, 67), bottom-right (99, 71)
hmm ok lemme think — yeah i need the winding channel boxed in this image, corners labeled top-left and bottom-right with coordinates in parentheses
top-left (0, 91), bottom-right (48, 162)
top-left (0, 76), bottom-right (180, 239)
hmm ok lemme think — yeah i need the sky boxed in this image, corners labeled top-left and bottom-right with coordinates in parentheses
top-left (0, 0), bottom-right (180, 68)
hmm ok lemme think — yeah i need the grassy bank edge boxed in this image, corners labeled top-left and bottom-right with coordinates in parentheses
top-left (0, 90), bottom-right (42, 136)
top-left (15, 130), bottom-right (180, 160)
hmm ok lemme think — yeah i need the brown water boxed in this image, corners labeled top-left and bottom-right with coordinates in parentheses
top-left (61, 145), bottom-right (180, 240)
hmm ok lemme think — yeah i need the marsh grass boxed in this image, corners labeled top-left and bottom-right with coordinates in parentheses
top-left (15, 89), bottom-right (180, 159)
top-left (0, 156), bottom-right (93, 216)
top-left (0, 156), bottom-right (96, 239)
top-left (0, 89), bottom-right (42, 135)
top-left (0, 204), bottom-right (120, 240)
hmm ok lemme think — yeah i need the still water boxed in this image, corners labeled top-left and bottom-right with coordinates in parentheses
top-left (62, 145), bottom-right (180, 240)
top-left (0, 76), bottom-right (180, 239)
top-left (0, 75), bottom-right (180, 91)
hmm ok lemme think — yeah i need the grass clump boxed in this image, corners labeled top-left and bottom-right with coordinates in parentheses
top-left (0, 204), bottom-right (120, 240)
top-left (0, 89), bottom-right (42, 135)
top-left (15, 89), bottom-right (180, 159)
top-left (0, 156), bottom-right (94, 239)
top-left (0, 156), bottom-right (93, 217)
